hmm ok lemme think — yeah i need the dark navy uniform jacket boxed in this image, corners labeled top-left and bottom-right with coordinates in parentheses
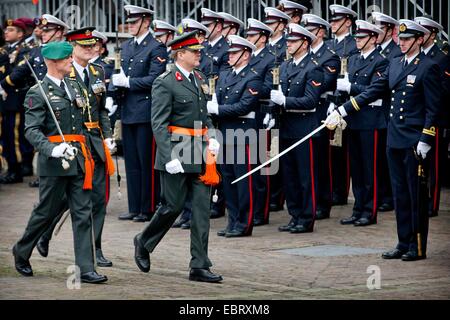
top-left (279, 53), bottom-right (324, 140)
top-left (199, 36), bottom-right (229, 78)
top-left (345, 49), bottom-right (389, 130)
top-left (215, 64), bottom-right (262, 145)
top-left (0, 41), bottom-right (31, 112)
top-left (311, 43), bottom-right (340, 121)
top-left (267, 35), bottom-right (288, 63)
top-left (325, 34), bottom-right (358, 58)
top-left (342, 52), bottom-right (441, 148)
top-left (379, 39), bottom-right (402, 61)
top-left (249, 46), bottom-right (276, 98)
top-left (112, 32), bottom-right (167, 124)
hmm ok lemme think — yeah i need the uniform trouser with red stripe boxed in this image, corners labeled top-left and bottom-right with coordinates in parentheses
top-left (377, 129), bottom-right (393, 206)
top-left (122, 123), bottom-right (160, 215)
top-left (221, 144), bottom-right (256, 235)
top-left (330, 129), bottom-right (350, 202)
top-left (314, 131), bottom-right (333, 213)
top-left (0, 110), bottom-right (26, 174)
top-left (348, 129), bottom-right (380, 220)
top-left (281, 138), bottom-right (317, 229)
top-left (253, 130), bottom-right (271, 224)
top-left (428, 128), bottom-right (447, 215)
top-left (387, 147), bottom-right (429, 254)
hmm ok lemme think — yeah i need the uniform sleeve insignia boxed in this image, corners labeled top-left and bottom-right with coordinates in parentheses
top-left (248, 88), bottom-right (259, 96)
top-left (376, 71), bottom-right (382, 77)
top-left (175, 71), bottom-right (183, 81)
top-left (156, 56), bottom-right (167, 63)
top-left (311, 80), bottom-right (322, 87)
top-left (445, 70), bottom-right (450, 77)
top-left (326, 66), bottom-right (336, 73)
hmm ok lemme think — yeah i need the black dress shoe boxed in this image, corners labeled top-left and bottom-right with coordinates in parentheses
top-left (210, 209), bottom-right (225, 219)
top-left (118, 212), bottom-right (138, 220)
top-left (289, 224), bottom-right (313, 234)
top-left (0, 172), bottom-right (23, 184)
top-left (189, 268), bottom-right (223, 283)
top-left (217, 229), bottom-right (228, 237)
top-left (134, 235), bottom-right (150, 272)
top-left (401, 251), bottom-right (426, 261)
top-left (269, 203), bottom-right (283, 212)
top-left (354, 217), bottom-right (376, 227)
top-left (278, 218), bottom-right (297, 232)
top-left (28, 178), bottom-right (39, 188)
top-left (225, 229), bottom-right (247, 238)
top-left (253, 218), bottom-right (268, 226)
top-left (172, 217), bottom-right (189, 228)
top-left (96, 249), bottom-right (113, 267)
top-left (315, 209), bottom-right (330, 220)
top-left (180, 221), bottom-right (191, 229)
top-left (381, 248), bottom-right (405, 259)
top-left (378, 203), bottom-right (394, 212)
top-left (133, 213), bottom-right (151, 222)
top-left (12, 245), bottom-right (33, 277)
top-left (80, 271), bottom-right (108, 284)
top-left (21, 164), bottom-right (33, 177)
top-left (340, 216), bottom-right (359, 225)
top-left (36, 237), bottom-right (49, 257)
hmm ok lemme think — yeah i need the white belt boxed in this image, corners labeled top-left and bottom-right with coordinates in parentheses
top-left (369, 99), bottom-right (383, 107)
top-left (320, 91), bottom-right (333, 99)
top-left (285, 108), bottom-right (316, 113)
top-left (239, 111), bottom-right (255, 119)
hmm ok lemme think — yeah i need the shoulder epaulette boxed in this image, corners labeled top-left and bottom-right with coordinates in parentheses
top-left (160, 69), bottom-right (171, 79)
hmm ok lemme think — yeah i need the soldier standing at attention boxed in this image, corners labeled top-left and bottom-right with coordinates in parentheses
top-left (133, 31), bottom-right (222, 283)
top-left (335, 20), bottom-right (389, 227)
top-left (326, 20), bottom-right (441, 261)
top-left (112, 5), bottom-right (168, 223)
top-left (219, 12), bottom-right (244, 39)
top-left (279, 0), bottom-right (308, 25)
top-left (302, 14), bottom-right (340, 221)
top-left (270, 24), bottom-right (324, 234)
top-left (12, 41), bottom-right (107, 283)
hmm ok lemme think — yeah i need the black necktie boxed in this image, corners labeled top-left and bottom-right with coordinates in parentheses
top-left (60, 80), bottom-right (65, 91)
top-left (403, 60), bottom-right (408, 69)
top-left (189, 73), bottom-right (197, 87)
top-left (83, 68), bottom-right (89, 87)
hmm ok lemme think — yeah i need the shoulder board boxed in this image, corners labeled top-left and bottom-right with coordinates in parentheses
top-left (159, 69), bottom-right (172, 79)
top-left (328, 48), bottom-right (336, 55)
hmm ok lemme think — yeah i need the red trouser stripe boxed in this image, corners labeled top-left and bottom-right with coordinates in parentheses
top-left (372, 129), bottom-right (378, 219)
top-left (433, 128), bottom-right (439, 211)
top-left (245, 144), bottom-right (254, 234)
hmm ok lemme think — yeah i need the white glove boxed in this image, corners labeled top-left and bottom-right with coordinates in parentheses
top-left (165, 159), bottom-right (184, 174)
top-left (104, 138), bottom-right (117, 152)
top-left (211, 93), bottom-right (218, 104)
top-left (416, 141), bottom-right (431, 159)
top-left (263, 113), bottom-right (275, 130)
top-left (270, 88), bottom-right (286, 106)
top-left (0, 84), bottom-right (7, 101)
top-left (208, 138), bottom-right (220, 155)
top-left (105, 97), bottom-right (118, 116)
top-left (51, 143), bottom-right (73, 159)
top-left (336, 73), bottom-right (351, 93)
top-left (327, 102), bottom-right (336, 116)
top-left (207, 100), bottom-right (219, 115)
top-left (324, 110), bottom-right (343, 130)
top-left (112, 68), bottom-right (130, 88)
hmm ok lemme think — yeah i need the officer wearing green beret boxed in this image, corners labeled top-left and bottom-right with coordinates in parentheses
top-left (12, 41), bottom-right (108, 284)
top-left (133, 31), bottom-right (223, 283)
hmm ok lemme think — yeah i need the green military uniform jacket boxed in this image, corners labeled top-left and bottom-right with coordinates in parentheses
top-left (151, 66), bottom-right (215, 173)
top-left (67, 63), bottom-right (112, 161)
top-left (24, 76), bottom-right (92, 177)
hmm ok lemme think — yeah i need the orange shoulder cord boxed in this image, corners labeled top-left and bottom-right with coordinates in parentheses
top-left (48, 134), bottom-right (94, 190)
top-left (167, 125), bottom-right (220, 186)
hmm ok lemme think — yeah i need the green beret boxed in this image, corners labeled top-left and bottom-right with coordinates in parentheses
top-left (42, 41), bottom-right (73, 60)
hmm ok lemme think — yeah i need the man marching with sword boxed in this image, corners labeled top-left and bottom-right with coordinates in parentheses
top-left (12, 41), bottom-right (108, 283)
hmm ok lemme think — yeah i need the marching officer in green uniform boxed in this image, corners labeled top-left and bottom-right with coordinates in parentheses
top-left (133, 31), bottom-right (223, 283)
top-left (35, 27), bottom-right (116, 268)
top-left (12, 41), bottom-right (107, 283)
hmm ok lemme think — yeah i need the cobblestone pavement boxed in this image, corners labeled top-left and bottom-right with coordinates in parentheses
top-left (0, 158), bottom-right (449, 300)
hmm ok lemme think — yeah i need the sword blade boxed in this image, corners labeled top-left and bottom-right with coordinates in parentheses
top-left (231, 123), bottom-right (326, 185)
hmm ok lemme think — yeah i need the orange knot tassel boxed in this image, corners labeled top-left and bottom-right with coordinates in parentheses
top-left (199, 148), bottom-right (220, 186)
top-left (103, 141), bottom-right (116, 176)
